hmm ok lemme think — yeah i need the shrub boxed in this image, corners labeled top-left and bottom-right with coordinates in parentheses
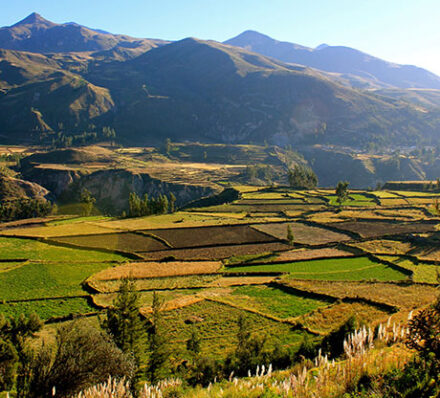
top-left (26, 320), bottom-right (135, 397)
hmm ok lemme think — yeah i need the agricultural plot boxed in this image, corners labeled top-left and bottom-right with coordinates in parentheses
top-left (377, 255), bottom-right (440, 284)
top-left (160, 300), bottom-right (308, 357)
top-left (224, 285), bottom-right (332, 319)
top-left (251, 222), bottom-right (351, 245)
top-left (0, 237), bottom-right (128, 262)
top-left (0, 297), bottom-right (95, 321)
top-left (0, 222), bottom-right (118, 238)
top-left (242, 191), bottom-right (305, 200)
top-left (283, 279), bottom-right (438, 310)
top-left (325, 194), bottom-right (376, 207)
top-left (327, 221), bottom-right (437, 238)
top-left (1, 185), bottom-right (439, 367)
top-left (90, 275), bottom-right (221, 293)
top-left (406, 197), bottom-right (440, 205)
top-left (93, 289), bottom-right (199, 309)
top-left (196, 203), bottom-right (325, 213)
top-left (237, 199), bottom-right (305, 205)
top-left (54, 232), bottom-right (168, 252)
top-left (227, 257), bottom-right (407, 282)
top-left (89, 261), bottom-right (221, 282)
top-left (353, 239), bottom-right (440, 262)
top-left (273, 247), bottom-right (355, 262)
top-left (374, 208), bottom-right (431, 220)
top-left (371, 191), bottom-right (401, 199)
top-left (0, 261), bottom-right (114, 300)
top-left (300, 301), bottom-right (392, 334)
top-left (378, 198), bottom-right (410, 206)
top-left (139, 242), bottom-right (290, 261)
top-left (143, 225), bottom-right (277, 249)
top-left (98, 212), bottom-right (243, 231)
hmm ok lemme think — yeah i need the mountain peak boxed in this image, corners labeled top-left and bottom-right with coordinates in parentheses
top-left (316, 43), bottom-right (329, 50)
top-left (12, 12), bottom-right (55, 27)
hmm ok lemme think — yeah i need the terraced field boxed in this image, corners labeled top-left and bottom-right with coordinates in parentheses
top-left (226, 257), bottom-right (408, 281)
top-left (1, 185), bottom-right (439, 362)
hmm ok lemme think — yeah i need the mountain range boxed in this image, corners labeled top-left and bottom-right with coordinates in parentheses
top-left (0, 13), bottom-right (440, 150)
top-left (225, 30), bottom-right (440, 90)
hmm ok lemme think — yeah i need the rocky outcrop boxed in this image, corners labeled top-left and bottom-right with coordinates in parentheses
top-left (0, 175), bottom-right (50, 201)
top-left (21, 167), bottom-right (217, 214)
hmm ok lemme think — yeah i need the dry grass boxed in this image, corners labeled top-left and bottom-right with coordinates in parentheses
top-left (0, 222), bottom-right (118, 238)
top-left (375, 208), bottom-right (431, 220)
top-left (379, 198), bottom-right (410, 206)
top-left (206, 276), bottom-right (277, 287)
top-left (87, 274), bottom-right (221, 293)
top-left (306, 211), bottom-right (347, 223)
top-left (300, 301), bottom-right (391, 333)
top-left (274, 247), bottom-right (355, 262)
top-left (282, 279), bottom-right (438, 310)
top-left (98, 212), bottom-right (239, 231)
top-left (89, 260), bottom-right (221, 281)
top-left (406, 197), bottom-right (440, 205)
top-left (252, 222), bottom-right (351, 245)
top-left (353, 239), bottom-right (440, 262)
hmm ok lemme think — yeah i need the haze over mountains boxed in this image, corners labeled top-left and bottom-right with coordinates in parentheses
top-left (225, 30), bottom-right (440, 90)
top-left (0, 13), bottom-right (440, 151)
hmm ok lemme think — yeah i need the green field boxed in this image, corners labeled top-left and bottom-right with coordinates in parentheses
top-left (228, 285), bottom-right (332, 319)
top-left (0, 297), bottom-right (96, 320)
top-left (0, 237), bottom-right (129, 262)
top-left (377, 255), bottom-right (440, 284)
top-left (0, 262), bottom-right (114, 301)
top-left (161, 299), bottom-right (308, 358)
top-left (326, 194), bottom-right (376, 206)
top-left (227, 257), bottom-right (408, 281)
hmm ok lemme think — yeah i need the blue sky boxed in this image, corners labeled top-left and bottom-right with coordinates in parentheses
top-left (2, 0), bottom-right (439, 75)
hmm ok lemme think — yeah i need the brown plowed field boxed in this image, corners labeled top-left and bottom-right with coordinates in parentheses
top-left (326, 221), bottom-right (437, 238)
top-left (54, 232), bottom-right (167, 252)
top-left (139, 242), bottom-right (291, 261)
top-left (143, 225), bottom-right (276, 248)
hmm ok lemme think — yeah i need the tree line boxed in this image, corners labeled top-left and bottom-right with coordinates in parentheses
top-left (0, 199), bottom-right (54, 222)
top-left (127, 192), bottom-right (176, 218)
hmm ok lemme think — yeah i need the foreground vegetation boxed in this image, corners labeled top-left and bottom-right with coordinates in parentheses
top-left (0, 183), bottom-right (440, 396)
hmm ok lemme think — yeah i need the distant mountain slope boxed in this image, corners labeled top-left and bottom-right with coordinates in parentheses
top-left (225, 30), bottom-right (440, 89)
top-left (372, 88), bottom-right (440, 110)
top-left (0, 12), bottom-right (167, 54)
top-left (86, 38), bottom-right (440, 148)
top-left (0, 25), bottom-right (439, 150)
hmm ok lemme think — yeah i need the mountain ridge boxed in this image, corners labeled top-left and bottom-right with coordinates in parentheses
top-left (225, 30), bottom-right (440, 89)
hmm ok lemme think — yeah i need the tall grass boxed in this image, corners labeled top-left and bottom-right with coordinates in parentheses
top-left (74, 318), bottom-right (413, 397)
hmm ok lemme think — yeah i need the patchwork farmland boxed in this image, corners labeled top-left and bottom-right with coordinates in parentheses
top-left (0, 185), bottom-right (439, 362)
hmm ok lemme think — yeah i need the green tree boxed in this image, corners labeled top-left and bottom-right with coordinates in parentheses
top-left (0, 313), bottom-right (43, 397)
top-left (288, 164), bottom-right (318, 189)
top-left (164, 138), bottom-right (172, 155)
top-left (146, 292), bottom-right (169, 383)
top-left (335, 181), bottom-right (349, 206)
top-left (226, 315), bottom-right (270, 376)
top-left (80, 188), bottom-right (96, 216)
top-left (186, 326), bottom-right (201, 356)
top-left (102, 278), bottom-right (145, 366)
top-left (169, 192), bottom-right (177, 213)
top-left (286, 225), bottom-right (294, 246)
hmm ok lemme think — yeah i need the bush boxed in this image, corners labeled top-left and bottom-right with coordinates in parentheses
top-left (26, 320), bottom-right (135, 397)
